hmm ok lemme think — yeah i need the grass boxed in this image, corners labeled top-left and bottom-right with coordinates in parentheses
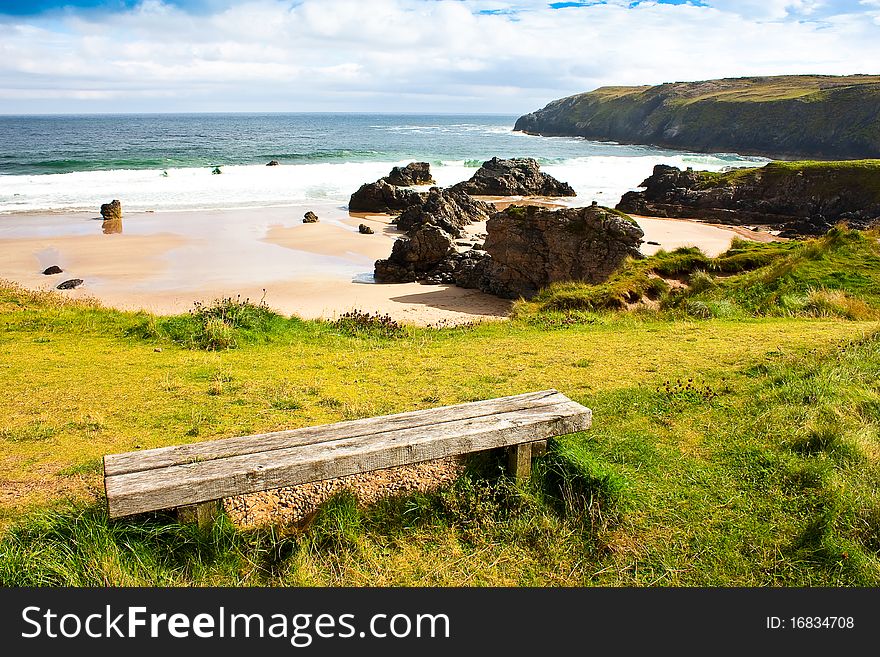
top-left (1, 228), bottom-right (880, 585)
top-left (518, 227), bottom-right (880, 319)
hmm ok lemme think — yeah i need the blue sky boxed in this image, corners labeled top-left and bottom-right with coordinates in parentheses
top-left (1, 0), bottom-right (878, 113)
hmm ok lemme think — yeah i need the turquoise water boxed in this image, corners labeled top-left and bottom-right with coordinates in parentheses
top-left (0, 113), bottom-right (767, 213)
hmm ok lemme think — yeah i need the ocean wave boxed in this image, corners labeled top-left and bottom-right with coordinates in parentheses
top-left (0, 148), bottom-right (763, 215)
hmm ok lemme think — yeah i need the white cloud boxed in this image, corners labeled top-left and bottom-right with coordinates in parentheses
top-left (0, 0), bottom-right (878, 112)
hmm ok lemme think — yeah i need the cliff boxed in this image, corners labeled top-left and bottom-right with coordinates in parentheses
top-left (514, 75), bottom-right (880, 160)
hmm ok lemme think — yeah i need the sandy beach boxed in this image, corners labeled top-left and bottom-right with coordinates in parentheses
top-left (0, 203), bottom-right (767, 324)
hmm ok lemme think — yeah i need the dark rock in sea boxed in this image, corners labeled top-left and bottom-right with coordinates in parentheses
top-left (267, 160), bottom-right (280, 166)
top-left (347, 162), bottom-right (437, 213)
top-left (450, 157), bottom-right (576, 197)
top-left (616, 162), bottom-right (880, 237)
top-left (212, 166), bottom-right (222, 175)
top-left (56, 279), bottom-right (84, 290)
top-left (359, 224), bottom-right (375, 234)
top-left (303, 211), bottom-right (319, 223)
top-left (395, 187), bottom-right (494, 237)
top-left (384, 162), bottom-right (435, 186)
top-left (348, 179), bottom-right (424, 213)
top-left (100, 199), bottom-right (122, 222)
top-left (478, 205), bottom-right (644, 299)
top-left (42, 265), bottom-right (63, 275)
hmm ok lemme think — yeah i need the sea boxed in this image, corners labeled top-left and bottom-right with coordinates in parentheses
top-left (0, 113), bottom-right (768, 215)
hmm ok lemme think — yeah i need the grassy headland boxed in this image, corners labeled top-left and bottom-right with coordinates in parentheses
top-left (1, 228), bottom-right (880, 586)
top-left (514, 75), bottom-right (880, 159)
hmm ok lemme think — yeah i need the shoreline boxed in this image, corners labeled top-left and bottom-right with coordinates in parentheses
top-left (0, 204), bottom-right (765, 325)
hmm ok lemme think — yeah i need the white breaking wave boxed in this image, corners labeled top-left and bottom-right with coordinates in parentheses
top-left (0, 152), bottom-right (763, 215)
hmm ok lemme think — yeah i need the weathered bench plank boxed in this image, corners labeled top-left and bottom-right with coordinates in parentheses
top-left (104, 390), bottom-right (570, 477)
top-left (104, 390), bottom-right (591, 518)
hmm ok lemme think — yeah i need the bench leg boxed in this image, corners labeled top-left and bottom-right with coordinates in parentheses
top-left (177, 500), bottom-right (220, 529)
top-left (508, 443), bottom-right (532, 481)
top-left (507, 441), bottom-right (548, 482)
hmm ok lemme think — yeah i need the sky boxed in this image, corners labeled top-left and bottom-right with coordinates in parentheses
top-left (0, 0), bottom-right (879, 114)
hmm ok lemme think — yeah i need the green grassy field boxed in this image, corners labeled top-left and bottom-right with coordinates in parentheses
top-left (1, 229), bottom-right (879, 586)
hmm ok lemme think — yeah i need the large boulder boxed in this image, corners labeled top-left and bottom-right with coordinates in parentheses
top-left (100, 199), bottom-right (122, 221)
top-left (479, 204), bottom-right (644, 299)
top-left (374, 226), bottom-right (455, 283)
top-left (385, 162), bottom-right (435, 186)
top-left (450, 157), bottom-right (576, 197)
top-left (348, 180), bottom-right (424, 213)
top-left (395, 187), bottom-right (494, 237)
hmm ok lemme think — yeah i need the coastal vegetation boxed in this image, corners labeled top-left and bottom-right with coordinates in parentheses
top-left (1, 227), bottom-right (880, 586)
top-left (514, 75), bottom-right (880, 159)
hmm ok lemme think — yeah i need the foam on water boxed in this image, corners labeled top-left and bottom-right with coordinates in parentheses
top-left (0, 146), bottom-right (765, 215)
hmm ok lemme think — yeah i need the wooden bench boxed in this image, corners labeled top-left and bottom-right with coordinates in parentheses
top-left (103, 389), bottom-right (592, 524)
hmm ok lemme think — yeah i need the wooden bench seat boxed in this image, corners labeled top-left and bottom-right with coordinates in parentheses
top-left (103, 389), bottom-right (592, 520)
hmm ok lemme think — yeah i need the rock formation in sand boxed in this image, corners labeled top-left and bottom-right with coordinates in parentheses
top-left (473, 204), bottom-right (644, 298)
top-left (100, 199), bottom-right (122, 222)
top-left (395, 187), bottom-right (494, 236)
top-left (374, 225), bottom-right (455, 283)
top-left (303, 211), bottom-right (319, 223)
top-left (376, 203), bottom-right (644, 298)
top-left (616, 162), bottom-right (880, 237)
top-left (450, 157), bottom-right (576, 197)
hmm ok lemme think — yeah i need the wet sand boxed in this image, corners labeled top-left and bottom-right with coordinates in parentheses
top-left (0, 204), bottom-right (764, 324)
top-left (0, 205), bottom-right (512, 324)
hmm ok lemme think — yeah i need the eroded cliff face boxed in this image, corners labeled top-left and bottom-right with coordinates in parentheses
top-left (616, 162), bottom-right (880, 237)
top-left (515, 75), bottom-right (880, 160)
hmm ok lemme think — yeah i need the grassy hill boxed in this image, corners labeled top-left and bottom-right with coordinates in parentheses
top-left (1, 229), bottom-right (880, 586)
top-left (514, 75), bottom-right (880, 159)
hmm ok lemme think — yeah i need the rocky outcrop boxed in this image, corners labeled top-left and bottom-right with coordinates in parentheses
top-left (395, 187), bottom-right (494, 237)
top-left (359, 224), bottom-right (374, 234)
top-left (42, 265), bottom-right (63, 275)
top-left (303, 211), bottom-right (319, 223)
top-left (385, 162), bottom-right (434, 186)
top-left (450, 157), bottom-right (576, 197)
top-left (374, 226), bottom-right (456, 283)
top-left (267, 160), bottom-right (280, 166)
top-left (56, 279), bottom-right (83, 290)
top-left (100, 200), bottom-right (122, 222)
top-left (474, 205), bottom-right (644, 299)
top-left (348, 180), bottom-right (424, 213)
top-left (373, 187), bottom-right (495, 282)
top-left (616, 162), bottom-right (880, 236)
top-left (375, 204), bottom-right (644, 297)
top-left (348, 162), bottom-right (438, 213)
top-left (515, 75), bottom-right (880, 160)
